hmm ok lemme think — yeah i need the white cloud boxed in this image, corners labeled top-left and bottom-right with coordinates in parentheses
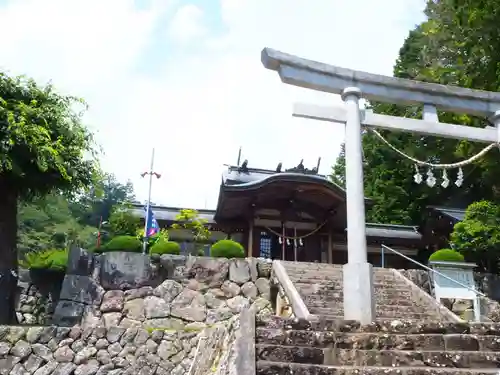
top-left (0, 0), bottom-right (427, 209)
top-left (0, 0), bottom-right (167, 94)
top-left (168, 4), bottom-right (207, 43)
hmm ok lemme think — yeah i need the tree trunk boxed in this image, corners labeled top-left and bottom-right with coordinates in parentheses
top-left (0, 177), bottom-right (19, 324)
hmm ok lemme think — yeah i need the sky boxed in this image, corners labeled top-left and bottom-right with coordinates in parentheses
top-left (0, 0), bottom-right (427, 209)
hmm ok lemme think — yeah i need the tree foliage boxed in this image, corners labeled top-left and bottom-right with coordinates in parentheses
top-left (171, 209), bottom-right (211, 243)
top-left (331, 1), bottom-right (500, 225)
top-left (70, 172), bottom-right (136, 228)
top-left (0, 72), bottom-right (103, 323)
top-left (0, 73), bottom-right (98, 198)
top-left (19, 249), bottom-right (68, 272)
top-left (108, 205), bottom-right (141, 237)
top-left (450, 200), bottom-right (500, 273)
top-left (18, 194), bottom-right (97, 253)
top-left (17, 174), bottom-right (138, 254)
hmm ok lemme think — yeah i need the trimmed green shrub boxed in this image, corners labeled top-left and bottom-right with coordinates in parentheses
top-left (210, 239), bottom-right (245, 258)
top-left (137, 228), bottom-right (169, 249)
top-left (150, 240), bottom-right (181, 255)
top-left (19, 249), bottom-right (68, 272)
top-left (197, 248), bottom-right (206, 256)
top-left (429, 249), bottom-right (465, 263)
top-left (103, 235), bottom-right (142, 253)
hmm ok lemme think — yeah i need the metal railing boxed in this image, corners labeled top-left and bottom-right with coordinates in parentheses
top-left (187, 336), bottom-right (207, 375)
top-left (380, 244), bottom-right (485, 322)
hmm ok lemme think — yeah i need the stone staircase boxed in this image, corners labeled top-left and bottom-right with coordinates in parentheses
top-left (254, 261), bottom-right (499, 373)
top-left (255, 315), bottom-right (500, 374)
top-left (282, 261), bottom-right (456, 322)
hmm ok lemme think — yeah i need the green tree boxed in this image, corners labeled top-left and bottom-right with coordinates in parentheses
top-left (70, 173), bottom-right (136, 228)
top-left (331, 143), bottom-right (345, 188)
top-left (18, 193), bottom-right (99, 253)
top-left (331, 4), bottom-right (500, 225)
top-left (0, 73), bottom-right (98, 323)
top-left (108, 204), bottom-right (141, 237)
top-left (171, 209), bottom-right (211, 251)
top-left (450, 200), bottom-right (500, 274)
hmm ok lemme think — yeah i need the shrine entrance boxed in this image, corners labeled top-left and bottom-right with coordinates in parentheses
top-left (261, 46), bottom-right (500, 323)
top-left (258, 226), bottom-right (323, 262)
top-left (213, 167), bottom-right (348, 261)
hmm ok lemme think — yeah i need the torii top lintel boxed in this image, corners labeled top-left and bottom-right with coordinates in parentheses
top-left (261, 48), bottom-right (500, 118)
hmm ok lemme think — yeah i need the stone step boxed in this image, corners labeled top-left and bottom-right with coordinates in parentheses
top-left (286, 268), bottom-right (396, 275)
top-left (257, 345), bottom-right (500, 368)
top-left (294, 281), bottom-right (410, 291)
top-left (299, 293), bottom-right (414, 307)
top-left (255, 329), bottom-right (500, 351)
top-left (297, 288), bottom-right (413, 301)
top-left (285, 268), bottom-right (397, 277)
top-left (282, 261), bottom-right (342, 270)
top-left (308, 308), bottom-right (435, 321)
top-left (257, 316), bottom-right (499, 334)
top-left (306, 304), bottom-right (434, 316)
top-left (295, 283), bottom-right (411, 298)
top-left (302, 298), bottom-right (418, 310)
top-left (283, 262), bottom-right (397, 272)
top-left (256, 361), bottom-right (500, 375)
top-left (287, 274), bottom-right (400, 283)
top-left (312, 316), bottom-right (447, 323)
top-left (282, 262), bottom-right (392, 273)
top-left (296, 285), bottom-right (412, 295)
top-left (305, 302), bottom-right (422, 313)
top-left (304, 300), bottom-right (418, 309)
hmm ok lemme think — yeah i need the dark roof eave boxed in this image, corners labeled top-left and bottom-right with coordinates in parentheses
top-left (220, 172), bottom-right (373, 203)
top-left (214, 182), bottom-right (226, 220)
top-left (345, 224), bottom-right (422, 241)
top-left (427, 205), bottom-right (466, 222)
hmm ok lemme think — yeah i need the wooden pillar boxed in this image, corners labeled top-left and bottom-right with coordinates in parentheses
top-left (327, 230), bottom-right (333, 264)
top-left (247, 219), bottom-right (254, 257)
top-left (281, 222), bottom-right (286, 261)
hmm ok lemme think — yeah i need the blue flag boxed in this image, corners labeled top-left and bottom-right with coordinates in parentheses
top-left (144, 205), bottom-right (159, 237)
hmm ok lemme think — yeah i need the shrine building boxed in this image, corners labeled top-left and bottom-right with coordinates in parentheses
top-left (131, 160), bottom-right (425, 268)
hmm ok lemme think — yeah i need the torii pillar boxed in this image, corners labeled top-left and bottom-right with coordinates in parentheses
top-left (261, 47), bottom-right (500, 324)
top-left (340, 86), bottom-right (375, 323)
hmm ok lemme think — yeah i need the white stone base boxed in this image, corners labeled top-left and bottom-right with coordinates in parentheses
top-left (343, 262), bottom-right (375, 324)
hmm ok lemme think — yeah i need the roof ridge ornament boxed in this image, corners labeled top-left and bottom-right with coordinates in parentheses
top-left (238, 159), bottom-right (249, 173)
top-left (284, 159), bottom-right (319, 175)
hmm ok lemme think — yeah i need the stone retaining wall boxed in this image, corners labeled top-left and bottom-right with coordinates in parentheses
top-left (16, 269), bottom-right (64, 325)
top-left (51, 248), bottom-right (273, 330)
top-left (0, 316), bottom-right (244, 375)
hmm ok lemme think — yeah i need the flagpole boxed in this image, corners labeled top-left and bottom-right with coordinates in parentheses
top-left (143, 148), bottom-right (156, 254)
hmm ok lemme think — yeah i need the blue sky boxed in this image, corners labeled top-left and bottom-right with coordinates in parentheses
top-left (135, 0), bottom-right (227, 75)
top-left (0, 0), bottom-right (427, 208)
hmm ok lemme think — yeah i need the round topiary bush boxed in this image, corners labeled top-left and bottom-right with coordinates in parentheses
top-left (429, 248), bottom-right (465, 263)
top-left (150, 240), bottom-right (181, 255)
top-left (210, 239), bottom-right (245, 258)
top-left (103, 235), bottom-right (142, 253)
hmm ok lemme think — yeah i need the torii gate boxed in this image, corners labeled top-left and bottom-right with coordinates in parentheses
top-left (261, 48), bottom-right (500, 324)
